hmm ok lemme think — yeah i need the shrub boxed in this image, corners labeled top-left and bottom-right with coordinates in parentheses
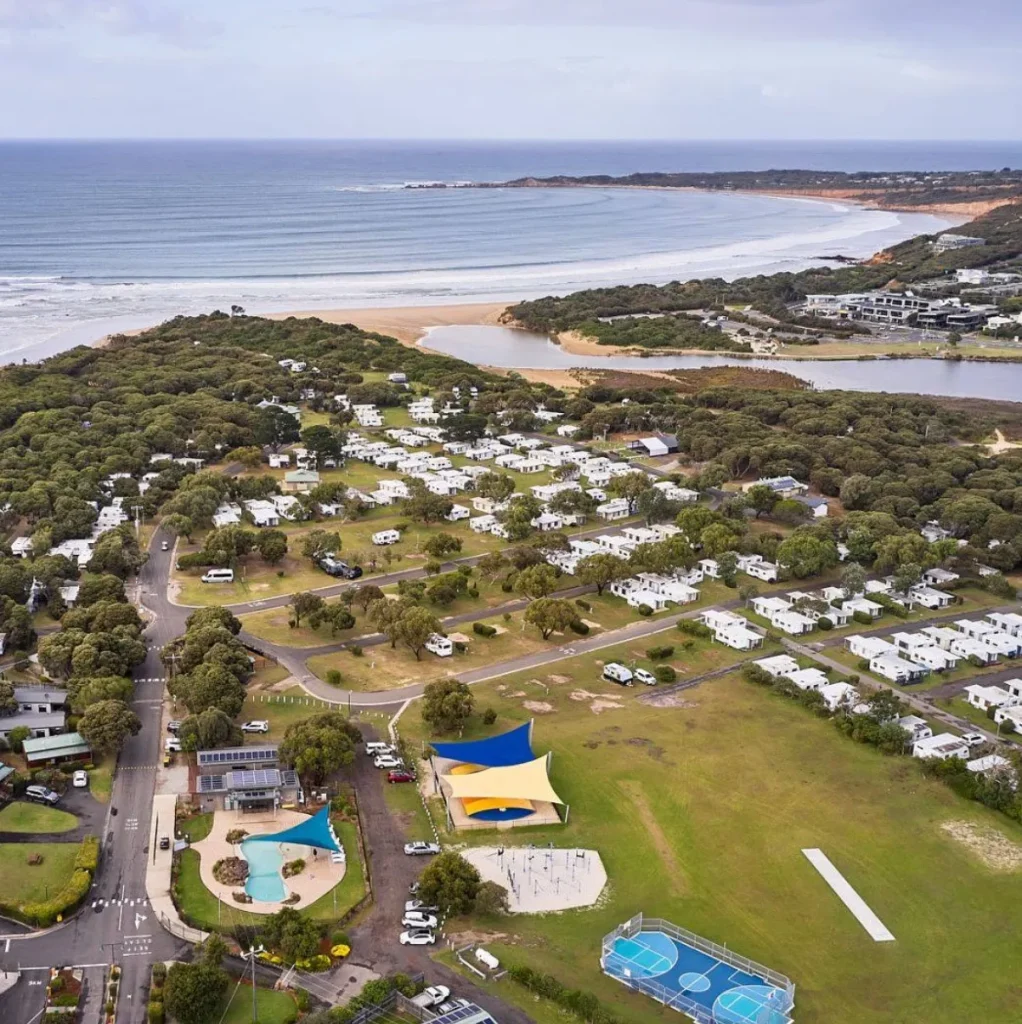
top-left (654, 665), bottom-right (676, 683)
top-left (225, 829), bottom-right (248, 844)
top-left (817, 617), bottom-right (834, 631)
top-left (569, 619), bottom-right (589, 635)
top-left (453, 640), bottom-right (468, 653)
top-left (852, 610), bottom-right (873, 625)
top-left (148, 1001), bottom-right (164, 1024)
top-left (646, 645), bottom-right (674, 660)
top-left (676, 619), bottom-right (711, 638)
top-left (742, 663), bottom-right (774, 687)
top-left (500, 580), bottom-right (514, 593)
top-left (482, 708), bottom-right (497, 725)
top-left (637, 604), bottom-right (653, 616)
top-left (857, 658), bottom-right (871, 672)
top-left (212, 857), bottom-right (249, 886)
top-left (232, 891), bottom-right (253, 903)
top-left (473, 622), bottom-right (497, 637)
top-left (294, 988), bottom-right (310, 1012)
top-left (52, 994), bottom-right (80, 1007)
top-left (74, 835), bottom-right (100, 873)
top-left (282, 858), bottom-right (306, 878)
top-left (574, 598), bottom-right (591, 612)
top-left (350, 644), bottom-right (363, 657)
top-left (326, 670), bottom-right (343, 687)
top-left (150, 964), bottom-right (166, 985)
top-left (331, 931), bottom-right (350, 946)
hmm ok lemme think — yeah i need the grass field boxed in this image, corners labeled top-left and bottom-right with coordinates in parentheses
top-left (219, 984), bottom-right (297, 1024)
top-left (174, 820), bottom-right (366, 932)
top-left (0, 802), bottom-right (78, 833)
top-left (88, 757), bottom-right (115, 803)
top-left (0, 843), bottom-right (81, 904)
top-left (397, 660), bottom-right (1022, 1024)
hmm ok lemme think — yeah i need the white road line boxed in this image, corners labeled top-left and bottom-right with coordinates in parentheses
top-left (802, 848), bottom-right (895, 942)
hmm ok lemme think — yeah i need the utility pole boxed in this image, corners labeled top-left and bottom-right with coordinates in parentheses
top-left (131, 504), bottom-right (145, 538)
top-left (241, 945), bottom-right (264, 1024)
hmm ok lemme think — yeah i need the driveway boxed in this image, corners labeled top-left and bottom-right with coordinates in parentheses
top-left (0, 790), bottom-right (106, 845)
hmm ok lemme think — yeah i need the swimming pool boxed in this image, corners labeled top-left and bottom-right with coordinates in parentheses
top-left (241, 839), bottom-right (286, 902)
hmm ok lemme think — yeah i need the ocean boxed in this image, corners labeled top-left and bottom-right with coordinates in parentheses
top-left (3, 139), bottom-right (1019, 364)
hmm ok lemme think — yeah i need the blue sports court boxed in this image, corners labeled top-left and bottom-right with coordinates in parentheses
top-left (603, 922), bottom-right (794, 1024)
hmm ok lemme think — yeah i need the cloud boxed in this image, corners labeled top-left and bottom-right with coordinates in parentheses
top-left (0, 0), bottom-right (221, 47)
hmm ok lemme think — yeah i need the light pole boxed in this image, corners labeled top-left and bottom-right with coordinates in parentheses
top-left (242, 945), bottom-right (265, 1024)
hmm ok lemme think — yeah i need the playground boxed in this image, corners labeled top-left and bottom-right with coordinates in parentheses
top-left (463, 845), bottom-right (606, 913)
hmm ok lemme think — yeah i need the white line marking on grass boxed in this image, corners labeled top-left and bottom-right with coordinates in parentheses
top-left (802, 848), bottom-right (895, 942)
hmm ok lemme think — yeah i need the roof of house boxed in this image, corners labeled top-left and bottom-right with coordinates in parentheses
top-left (0, 710), bottom-right (66, 732)
top-left (13, 686), bottom-right (67, 705)
top-left (22, 731), bottom-right (90, 760)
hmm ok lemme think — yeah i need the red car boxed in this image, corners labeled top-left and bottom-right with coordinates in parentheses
top-left (388, 770), bottom-right (415, 784)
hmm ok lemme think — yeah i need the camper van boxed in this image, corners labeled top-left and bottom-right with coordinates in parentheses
top-left (425, 634), bottom-right (454, 658)
top-left (602, 663), bottom-right (634, 686)
top-left (201, 568), bottom-right (235, 584)
top-left (372, 529), bottom-right (401, 546)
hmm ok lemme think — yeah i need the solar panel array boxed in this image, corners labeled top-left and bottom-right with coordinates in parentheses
top-left (197, 746), bottom-right (277, 767)
top-left (225, 769), bottom-right (282, 790)
top-left (198, 774), bottom-right (227, 793)
top-left (432, 1005), bottom-right (495, 1024)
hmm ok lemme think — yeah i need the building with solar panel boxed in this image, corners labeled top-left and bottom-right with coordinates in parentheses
top-left (195, 745), bottom-right (301, 812)
top-left (430, 1003), bottom-right (497, 1024)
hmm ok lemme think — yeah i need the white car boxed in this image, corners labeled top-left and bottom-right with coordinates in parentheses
top-left (961, 732), bottom-right (986, 748)
top-left (404, 841), bottom-right (441, 856)
top-left (402, 912), bottom-right (438, 929)
top-left (240, 720), bottom-right (269, 733)
top-left (400, 929), bottom-right (436, 946)
top-left (374, 754), bottom-right (403, 769)
top-left (405, 900), bottom-right (438, 914)
top-left (71, 770), bottom-right (88, 789)
top-left (165, 737), bottom-right (182, 753)
top-left (420, 986), bottom-right (451, 1007)
top-left (633, 668), bottom-right (657, 686)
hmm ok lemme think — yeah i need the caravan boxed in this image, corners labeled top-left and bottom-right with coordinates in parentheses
top-left (602, 663), bottom-right (634, 686)
top-left (372, 529), bottom-right (401, 546)
top-left (425, 634), bottom-right (454, 658)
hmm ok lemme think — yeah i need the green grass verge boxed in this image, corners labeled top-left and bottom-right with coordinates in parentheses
top-left (0, 843), bottom-right (81, 904)
top-left (88, 758), bottom-right (114, 803)
top-left (178, 812), bottom-right (214, 843)
top-left (398, 666), bottom-right (1022, 1024)
top-left (0, 802), bottom-right (78, 834)
top-left (220, 984), bottom-right (297, 1024)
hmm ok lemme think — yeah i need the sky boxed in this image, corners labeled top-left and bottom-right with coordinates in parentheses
top-left (0, 0), bottom-right (1018, 139)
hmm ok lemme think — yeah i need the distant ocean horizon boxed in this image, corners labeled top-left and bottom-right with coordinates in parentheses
top-left (3, 139), bottom-right (1020, 364)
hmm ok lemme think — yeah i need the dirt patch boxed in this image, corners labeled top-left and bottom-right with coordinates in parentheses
top-left (569, 689), bottom-right (625, 714)
top-left (590, 700), bottom-right (624, 714)
top-left (507, 690), bottom-right (527, 698)
top-left (626, 736), bottom-right (671, 763)
top-left (617, 780), bottom-right (686, 890)
top-left (940, 820), bottom-right (1022, 872)
top-left (642, 693), bottom-right (699, 709)
top-left (581, 619), bottom-right (603, 630)
top-left (490, 625), bottom-right (508, 635)
top-left (547, 674), bottom-right (572, 685)
top-left (447, 632), bottom-right (471, 644)
top-left (447, 929), bottom-right (510, 946)
top-left (522, 701), bottom-right (555, 714)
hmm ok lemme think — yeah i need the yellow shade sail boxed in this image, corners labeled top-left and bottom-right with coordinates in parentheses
top-left (463, 798), bottom-right (534, 816)
top-left (442, 755), bottom-right (563, 805)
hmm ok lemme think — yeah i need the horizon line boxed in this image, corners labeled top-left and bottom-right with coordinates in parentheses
top-left (1, 136), bottom-right (1021, 145)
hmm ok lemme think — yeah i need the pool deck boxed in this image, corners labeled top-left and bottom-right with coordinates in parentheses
top-left (191, 808), bottom-right (346, 915)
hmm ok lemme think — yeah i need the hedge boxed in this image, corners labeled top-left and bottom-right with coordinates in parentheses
top-left (472, 622), bottom-right (497, 637)
top-left (654, 665), bottom-right (677, 683)
top-left (569, 619), bottom-right (589, 635)
top-left (507, 964), bottom-right (620, 1024)
top-left (16, 867), bottom-right (92, 927)
top-left (646, 645), bottom-right (674, 660)
top-left (74, 835), bottom-right (100, 873)
top-left (676, 619), bottom-right (711, 638)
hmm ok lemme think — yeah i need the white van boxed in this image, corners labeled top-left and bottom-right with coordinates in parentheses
top-left (425, 634), bottom-right (454, 658)
top-left (602, 663), bottom-right (634, 686)
top-left (365, 741), bottom-right (393, 756)
top-left (372, 529), bottom-right (401, 546)
top-left (201, 568), bottom-right (234, 584)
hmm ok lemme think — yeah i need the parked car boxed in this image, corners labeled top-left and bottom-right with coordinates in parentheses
top-left (413, 985), bottom-right (450, 1008)
top-left (387, 770), bottom-right (415, 784)
top-left (633, 668), bottom-right (657, 686)
top-left (402, 912), bottom-right (439, 929)
top-left (399, 929), bottom-right (436, 946)
top-left (25, 785), bottom-right (60, 806)
top-left (159, 836), bottom-right (171, 850)
top-left (961, 732), bottom-right (987, 748)
top-left (374, 754), bottom-right (403, 769)
top-left (317, 556), bottom-right (363, 580)
top-left (404, 841), bottom-right (441, 856)
top-left (405, 900), bottom-right (438, 914)
top-left (365, 742), bottom-right (393, 756)
top-left (71, 770), bottom-right (88, 788)
top-left (240, 720), bottom-right (269, 733)
top-left (166, 720), bottom-right (182, 733)
top-left (165, 737), bottom-right (182, 753)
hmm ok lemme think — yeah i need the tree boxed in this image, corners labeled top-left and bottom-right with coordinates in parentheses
top-left (523, 597), bottom-right (577, 639)
top-left (77, 699), bottom-right (141, 753)
top-left (349, 584), bottom-right (384, 613)
top-left (0, 680), bottom-right (17, 716)
top-left (307, 602), bottom-right (356, 635)
top-left (163, 957), bottom-right (228, 1024)
top-left (278, 712), bottom-right (361, 785)
top-left (77, 573), bottom-right (126, 607)
top-left (475, 472), bottom-right (515, 503)
top-left (717, 551), bottom-right (739, 587)
top-left (185, 606), bottom-right (242, 635)
top-left (776, 533), bottom-right (838, 579)
top-left (474, 880), bottom-right (510, 916)
top-left (395, 605), bottom-right (442, 660)
top-left (66, 675), bottom-right (133, 714)
top-left (88, 527), bottom-right (146, 579)
top-left (514, 563), bottom-right (559, 600)
top-left (256, 529), bottom-right (288, 565)
top-left (423, 533), bottom-right (462, 559)
top-left (301, 530), bottom-right (341, 560)
top-left (636, 488), bottom-right (680, 526)
top-left (402, 480), bottom-right (453, 524)
top-left (574, 553), bottom-right (629, 596)
top-left (62, 600), bottom-right (141, 634)
top-left (839, 561), bottom-right (867, 597)
top-left (873, 532), bottom-right (930, 573)
top-left (700, 523), bottom-right (742, 557)
top-left (745, 484), bottom-right (779, 518)
top-left (8, 725), bottom-right (30, 753)
top-left (290, 591), bottom-right (324, 628)
top-left (369, 597), bottom-right (414, 648)
top-left (416, 851), bottom-right (481, 916)
top-left (866, 688), bottom-right (903, 724)
top-left (300, 424), bottom-right (340, 466)
top-left (171, 663), bottom-right (247, 717)
top-left (262, 907), bottom-right (322, 961)
top-left (607, 470), bottom-right (652, 505)
top-left (421, 678), bottom-right (474, 734)
top-left (892, 561), bottom-right (923, 595)
top-left (772, 498), bottom-right (812, 526)
top-left (179, 708), bottom-right (242, 752)
top-left (476, 551), bottom-right (509, 581)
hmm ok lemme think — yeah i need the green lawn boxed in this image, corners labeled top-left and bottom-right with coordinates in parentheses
top-left (241, 689), bottom-right (346, 741)
top-left (88, 758), bottom-right (115, 803)
top-left (174, 820), bottom-right (366, 932)
top-left (178, 812), bottom-right (214, 843)
top-left (0, 843), bottom-right (81, 904)
top-left (0, 802), bottom-right (78, 834)
top-left (382, 775), bottom-right (437, 842)
top-left (220, 984), bottom-right (297, 1024)
top-left (398, 665), bottom-right (1022, 1024)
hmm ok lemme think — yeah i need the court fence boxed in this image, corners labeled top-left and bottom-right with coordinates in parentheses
top-left (600, 913), bottom-right (795, 1024)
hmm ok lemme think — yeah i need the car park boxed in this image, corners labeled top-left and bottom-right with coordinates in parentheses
top-left (633, 668), bottom-right (657, 686)
top-left (25, 785), bottom-right (60, 806)
top-left (961, 732), bottom-right (987, 747)
top-left (374, 754), bottom-right (403, 769)
top-left (387, 770), bottom-right (415, 784)
top-left (240, 720), bottom-right (269, 733)
top-left (399, 929), bottom-right (436, 946)
top-left (404, 841), bottom-right (441, 856)
top-left (72, 770), bottom-right (88, 788)
top-left (402, 912), bottom-right (439, 929)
